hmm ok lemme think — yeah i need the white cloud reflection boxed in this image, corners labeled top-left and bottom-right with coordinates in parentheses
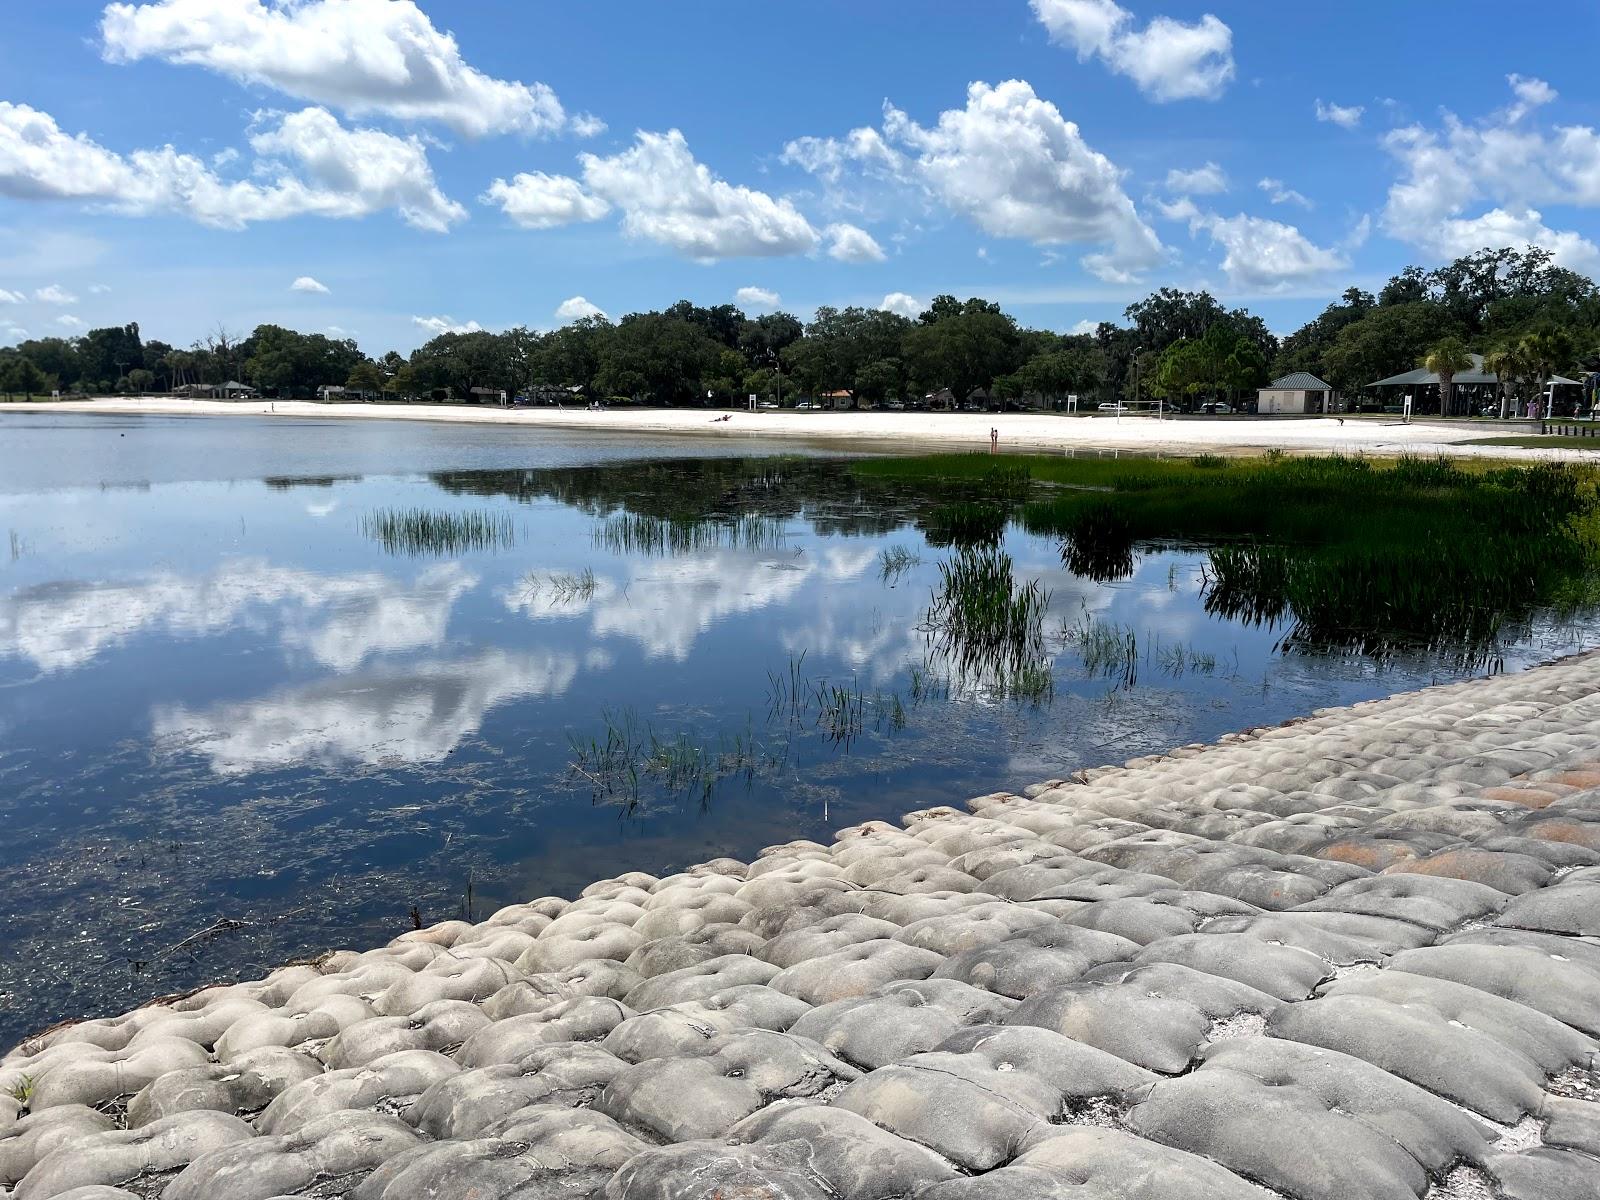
top-left (153, 648), bottom-right (583, 773)
top-left (504, 545), bottom-right (878, 661)
top-left (0, 559), bottom-right (476, 673)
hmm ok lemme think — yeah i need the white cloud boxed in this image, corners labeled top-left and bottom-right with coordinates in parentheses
top-left (1031, 0), bottom-right (1234, 102)
top-left (56, 314), bottom-right (87, 330)
top-left (554, 295), bottom-right (605, 323)
top-left (569, 113), bottom-right (607, 139)
top-left (879, 80), bottom-right (1164, 282)
top-left (1258, 177), bottom-right (1312, 208)
top-left (780, 126), bottom-right (907, 187)
top-left (248, 107), bottom-right (466, 232)
top-left (0, 288), bottom-right (24, 303)
top-left (34, 284), bottom-right (77, 304)
top-left (1164, 162), bottom-right (1227, 194)
top-left (1506, 73), bottom-right (1556, 123)
top-left (1187, 211), bottom-right (1346, 290)
top-left (1069, 318), bottom-right (1099, 335)
top-left (879, 292), bottom-right (922, 318)
top-left (1380, 75), bottom-right (1600, 271)
top-left (0, 101), bottom-right (465, 232)
top-left (1153, 196), bottom-right (1199, 222)
top-left (1315, 99), bottom-right (1363, 129)
top-left (825, 222), bottom-right (886, 262)
top-left (290, 275), bottom-right (329, 293)
top-left (88, 283), bottom-right (112, 294)
top-left (735, 286), bottom-right (780, 308)
top-left (101, 0), bottom-right (573, 138)
top-left (579, 130), bottom-right (819, 260)
top-left (480, 171), bottom-right (610, 229)
top-left (412, 314), bottom-right (482, 336)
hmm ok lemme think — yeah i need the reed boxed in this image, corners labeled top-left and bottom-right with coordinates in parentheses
top-left (878, 544), bottom-right (922, 583)
top-left (594, 512), bottom-right (786, 556)
top-left (361, 507), bottom-right (515, 556)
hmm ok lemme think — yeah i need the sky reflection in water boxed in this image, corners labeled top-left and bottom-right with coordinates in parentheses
top-left (1, 413), bottom-right (1594, 1045)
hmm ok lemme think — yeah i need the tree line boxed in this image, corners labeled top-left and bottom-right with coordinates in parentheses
top-left (2, 246), bottom-right (1596, 411)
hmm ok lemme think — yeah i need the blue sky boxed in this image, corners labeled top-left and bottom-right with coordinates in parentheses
top-left (2, 0), bottom-right (1599, 354)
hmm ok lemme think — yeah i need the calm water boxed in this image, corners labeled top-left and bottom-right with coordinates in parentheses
top-left (0, 412), bottom-right (1591, 1045)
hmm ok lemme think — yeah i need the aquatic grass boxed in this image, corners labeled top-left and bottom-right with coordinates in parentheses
top-left (923, 546), bottom-right (1052, 694)
top-left (1062, 613), bottom-right (1140, 689)
top-left (361, 507), bottom-right (515, 557)
top-left (878, 544), bottom-right (922, 584)
top-left (925, 501), bottom-right (1007, 547)
top-left (594, 512), bottom-right (787, 556)
top-left (1190, 454), bottom-right (1228, 470)
top-left (568, 707), bottom-right (776, 814)
top-left (522, 567), bottom-right (598, 606)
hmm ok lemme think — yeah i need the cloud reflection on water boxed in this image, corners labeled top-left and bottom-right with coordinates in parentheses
top-left (152, 647), bottom-right (586, 772)
top-left (0, 560), bottom-right (477, 673)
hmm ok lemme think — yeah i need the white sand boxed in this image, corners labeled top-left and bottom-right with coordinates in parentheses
top-left (3, 396), bottom-right (1584, 460)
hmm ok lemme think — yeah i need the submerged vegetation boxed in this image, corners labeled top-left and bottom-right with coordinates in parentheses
top-left (360, 507), bottom-right (515, 557)
top-left (568, 708), bottom-right (774, 814)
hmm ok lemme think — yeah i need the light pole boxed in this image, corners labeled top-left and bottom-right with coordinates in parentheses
top-left (1130, 346), bottom-right (1142, 423)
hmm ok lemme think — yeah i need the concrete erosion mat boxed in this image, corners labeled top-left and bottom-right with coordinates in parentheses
top-left (4, 656), bottom-right (1600, 1199)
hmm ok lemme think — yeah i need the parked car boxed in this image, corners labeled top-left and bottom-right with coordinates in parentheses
top-left (1097, 402), bottom-right (1128, 413)
top-left (1201, 401), bottom-right (1234, 414)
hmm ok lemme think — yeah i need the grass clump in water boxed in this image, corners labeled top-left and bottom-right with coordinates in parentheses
top-left (521, 567), bottom-right (598, 606)
top-left (594, 512), bottom-right (787, 556)
top-left (878, 544), bottom-right (922, 584)
top-left (362, 507), bottom-right (515, 557)
top-left (925, 502), bottom-right (1008, 547)
top-left (923, 546), bottom-right (1052, 696)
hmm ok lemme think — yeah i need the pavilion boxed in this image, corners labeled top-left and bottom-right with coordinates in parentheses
top-left (1369, 352), bottom-right (1580, 419)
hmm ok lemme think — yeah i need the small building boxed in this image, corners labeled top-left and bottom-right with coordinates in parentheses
top-left (1257, 372), bottom-right (1334, 415)
top-left (469, 385), bottom-right (508, 406)
top-left (173, 380), bottom-right (257, 400)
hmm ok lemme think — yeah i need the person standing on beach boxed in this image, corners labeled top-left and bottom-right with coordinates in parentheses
top-left (989, 426), bottom-right (998, 452)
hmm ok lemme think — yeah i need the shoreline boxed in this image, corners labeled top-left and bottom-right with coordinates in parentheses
top-left (2, 395), bottom-right (1584, 461)
top-left (4, 653), bottom-right (1598, 1196)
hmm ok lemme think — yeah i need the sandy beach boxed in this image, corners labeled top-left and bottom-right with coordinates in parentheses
top-left (2, 395), bottom-right (1582, 460)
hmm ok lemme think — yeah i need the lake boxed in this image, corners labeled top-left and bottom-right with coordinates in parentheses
top-left (0, 411), bottom-right (1592, 1046)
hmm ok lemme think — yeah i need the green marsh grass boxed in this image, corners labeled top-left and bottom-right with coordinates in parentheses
top-left (886, 451), bottom-right (1600, 662)
top-left (594, 512), bottom-right (786, 556)
top-left (361, 507), bottom-right (515, 557)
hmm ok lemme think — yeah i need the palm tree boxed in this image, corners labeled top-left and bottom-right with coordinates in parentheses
top-left (1520, 326), bottom-right (1577, 419)
top-left (1424, 336), bottom-right (1473, 417)
top-left (1484, 342), bottom-right (1534, 419)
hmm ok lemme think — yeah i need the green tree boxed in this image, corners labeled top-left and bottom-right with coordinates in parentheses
top-left (1, 355), bottom-right (49, 398)
top-left (903, 306), bottom-right (1021, 402)
top-left (1323, 302), bottom-right (1461, 395)
top-left (346, 360), bottom-right (385, 396)
top-left (1423, 336), bottom-right (1473, 417)
top-left (853, 358), bottom-right (904, 407)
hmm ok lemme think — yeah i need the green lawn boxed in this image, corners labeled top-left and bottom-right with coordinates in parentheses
top-left (1466, 435), bottom-right (1600, 450)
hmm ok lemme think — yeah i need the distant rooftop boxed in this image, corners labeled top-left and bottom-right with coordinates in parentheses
top-left (1265, 372), bottom-right (1332, 391)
